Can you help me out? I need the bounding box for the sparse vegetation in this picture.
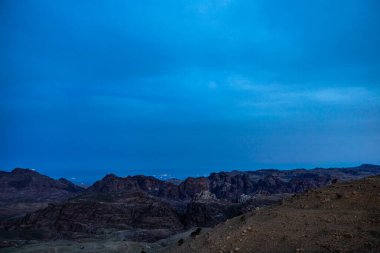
[190,227,202,237]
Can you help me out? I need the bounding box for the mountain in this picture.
[87,174,182,200]
[1,164,380,248]
[205,164,380,201]
[0,168,84,220]
[164,174,380,253]
[0,168,83,203]
[85,164,380,203]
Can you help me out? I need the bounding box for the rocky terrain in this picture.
[6,191,183,242]
[0,164,380,252]
[76,164,380,203]
[0,168,84,220]
[164,174,380,253]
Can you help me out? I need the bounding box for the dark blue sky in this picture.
[1,0,380,183]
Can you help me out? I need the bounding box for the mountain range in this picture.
[1,164,380,250]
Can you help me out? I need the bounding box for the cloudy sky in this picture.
[1,0,379,183]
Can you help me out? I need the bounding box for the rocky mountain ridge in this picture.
[1,164,380,246]
[85,164,380,202]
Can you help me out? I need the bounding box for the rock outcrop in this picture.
[184,200,242,227]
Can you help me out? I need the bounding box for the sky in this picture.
[1,0,380,183]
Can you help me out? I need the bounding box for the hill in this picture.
[0,168,84,220]
[1,164,380,251]
[164,175,380,253]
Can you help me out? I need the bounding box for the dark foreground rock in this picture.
[4,191,183,242]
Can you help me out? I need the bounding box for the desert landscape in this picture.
[2,0,379,252]
[1,164,380,252]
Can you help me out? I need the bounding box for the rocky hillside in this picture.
[164,175,380,253]
[1,164,379,247]
[0,169,84,220]
[87,174,182,199]
[5,191,183,243]
[203,164,380,201]
[0,168,83,203]
[87,164,380,202]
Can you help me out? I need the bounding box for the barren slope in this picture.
[164,175,380,253]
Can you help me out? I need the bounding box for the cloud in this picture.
[1,0,380,180]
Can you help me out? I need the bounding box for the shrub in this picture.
[178,238,184,245]
[190,227,202,237]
